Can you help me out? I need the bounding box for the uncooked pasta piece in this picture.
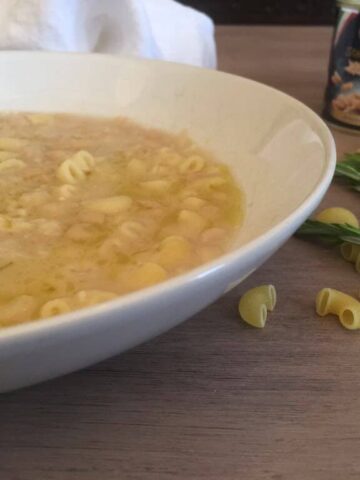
[238,285,277,328]
[316,288,360,330]
[315,207,359,228]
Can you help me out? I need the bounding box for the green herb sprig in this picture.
[296,220,360,246]
[335,153,360,192]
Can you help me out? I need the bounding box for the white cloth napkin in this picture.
[0,0,216,68]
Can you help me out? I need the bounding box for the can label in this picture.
[324,5,360,130]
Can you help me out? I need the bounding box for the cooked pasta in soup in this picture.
[0,113,244,327]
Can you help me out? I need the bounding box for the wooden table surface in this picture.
[1,27,360,480]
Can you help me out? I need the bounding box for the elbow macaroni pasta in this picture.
[182,196,207,210]
[124,262,167,291]
[340,243,360,273]
[316,288,360,330]
[40,298,72,318]
[315,207,359,228]
[238,285,277,328]
[178,209,208,236]
[57,150,95,184]
[340,243,360,262]
[157,236,193,270]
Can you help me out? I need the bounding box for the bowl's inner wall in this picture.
[0,54,327,247]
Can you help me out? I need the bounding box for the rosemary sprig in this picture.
[335,153,360,191]
[296,220,360,246]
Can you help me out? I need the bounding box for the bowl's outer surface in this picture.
[0,52,336,392]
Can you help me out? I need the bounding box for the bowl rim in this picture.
[0,51,336,344]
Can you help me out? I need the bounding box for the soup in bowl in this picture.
[0,52,335,392]
[0,112,243,325]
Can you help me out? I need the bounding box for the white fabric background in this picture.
[0,0,216,68]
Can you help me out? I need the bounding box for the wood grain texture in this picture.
[1,27,360,480]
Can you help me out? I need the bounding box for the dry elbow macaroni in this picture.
[238,284,277,328]
[316,288,360,330]
[341,243,360,262]
[341,243,360,273]
[315,207,359,227]
[315,208,359,273]
[0,112,243,327]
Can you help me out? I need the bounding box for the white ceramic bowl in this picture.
[0,52,335,392]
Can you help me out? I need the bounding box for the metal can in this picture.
[323,0,360,132]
